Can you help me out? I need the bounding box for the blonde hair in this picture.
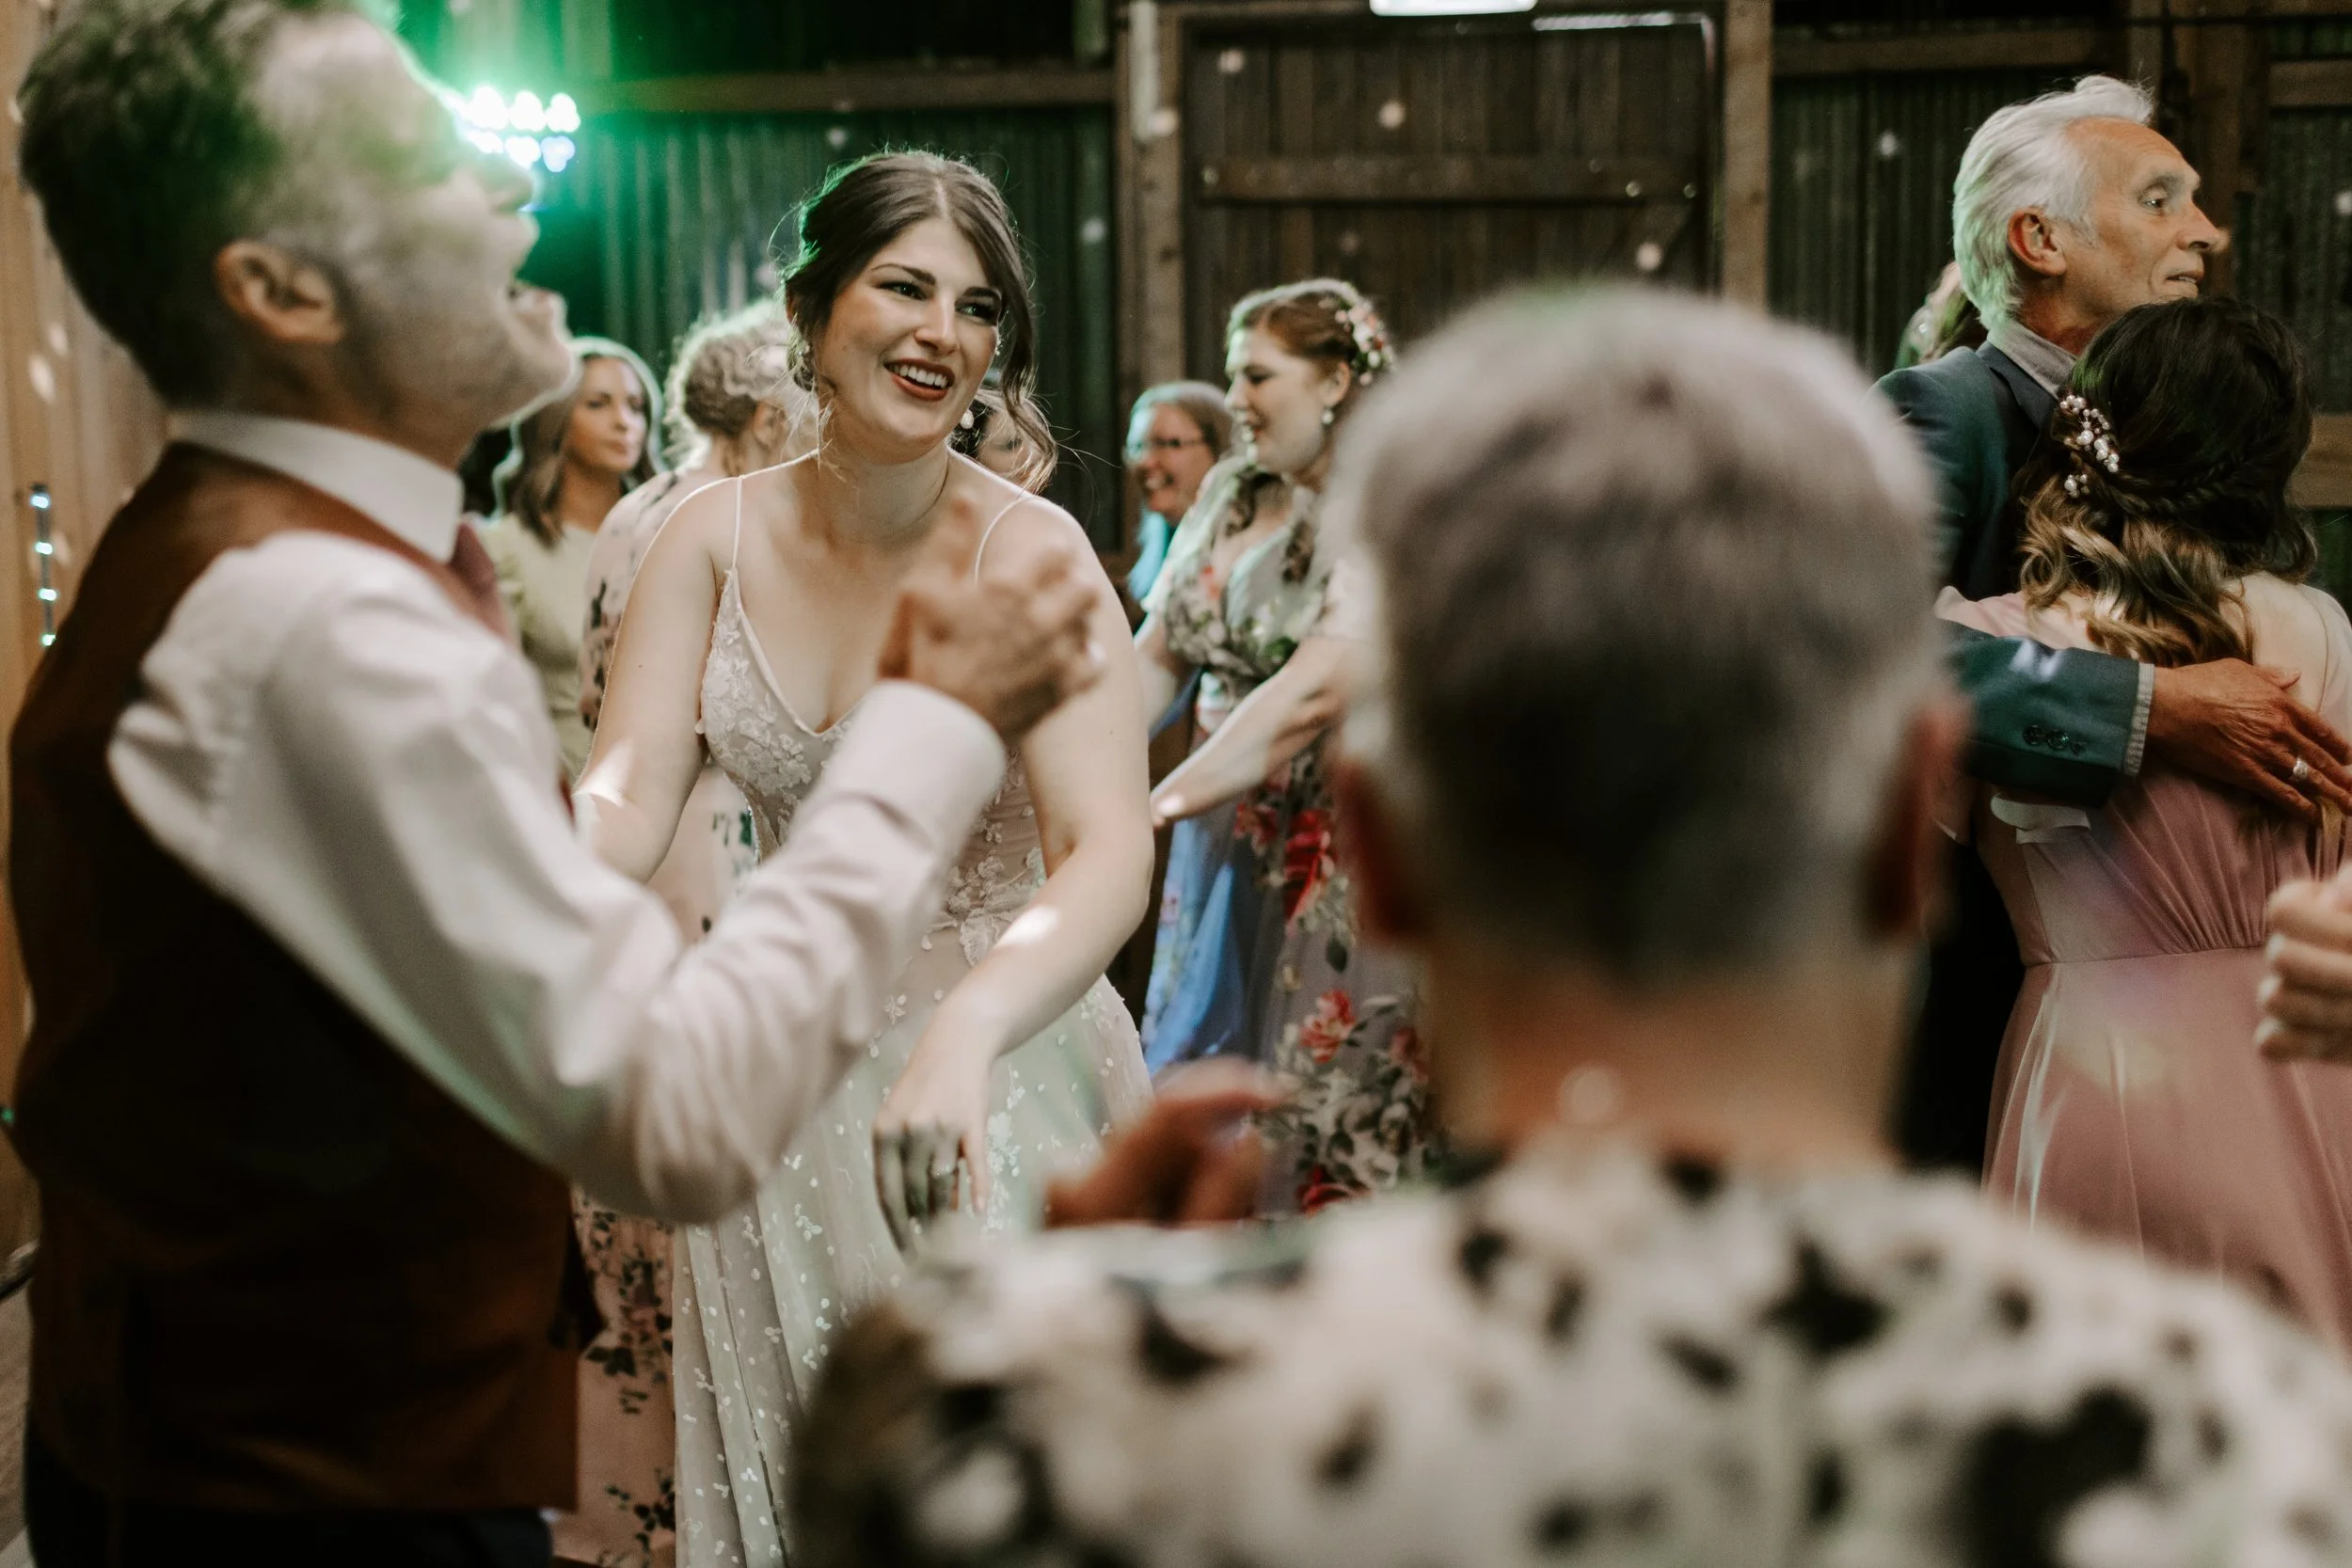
[663,302,806,468]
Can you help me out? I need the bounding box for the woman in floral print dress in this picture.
[1135,279,1436,1209]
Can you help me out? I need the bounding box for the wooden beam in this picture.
[1133,0,1187,389]
[1721,0,1770,308]
[1195,153,1692,205]
[576,66,1116,116]
[2272,58,2352,109]
[2296,416,2352,508]
[1772,26,2106,78]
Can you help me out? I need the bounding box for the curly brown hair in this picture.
[2016,296,2316,667]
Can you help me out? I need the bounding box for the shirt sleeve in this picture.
[109,542,1005,1222]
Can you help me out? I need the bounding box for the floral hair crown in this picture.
[2057,392,2122,498]
[1330,292,1394,383]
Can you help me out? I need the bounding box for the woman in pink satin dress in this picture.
[1941,295,2352,1346]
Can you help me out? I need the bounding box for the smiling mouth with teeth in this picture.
[891,362,952,391]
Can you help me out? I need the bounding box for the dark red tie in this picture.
[447,517,514,641]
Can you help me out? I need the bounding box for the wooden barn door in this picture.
[1148,5,1722,381]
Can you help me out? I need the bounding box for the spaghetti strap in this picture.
[729,476,747,571]
[972,493,1026,581]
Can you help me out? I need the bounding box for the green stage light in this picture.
[467,84,508,130]
[451,85,584,173]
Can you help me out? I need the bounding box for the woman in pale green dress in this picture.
[482,336,660,780]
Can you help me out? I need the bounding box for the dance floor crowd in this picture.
[20,3,2352,1565]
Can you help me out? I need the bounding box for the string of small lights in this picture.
[30,484,55,649]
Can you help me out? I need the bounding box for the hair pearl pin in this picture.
[2057,392,2123,486]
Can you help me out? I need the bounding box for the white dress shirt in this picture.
[109,413,1007,1222]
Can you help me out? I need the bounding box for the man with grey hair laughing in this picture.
[792,290,2352,1568]
[8,2,1099,1562]
[1879,74,2352,1178]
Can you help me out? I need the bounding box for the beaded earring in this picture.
[1320,405,1336,428]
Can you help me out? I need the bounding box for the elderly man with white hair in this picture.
[1879,75,2352,1177]
[790,288,2352,1568]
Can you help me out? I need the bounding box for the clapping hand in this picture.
[2260,868,2352,1062]
[880,512,1102,743]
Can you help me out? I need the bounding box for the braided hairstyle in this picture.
[2017,296,2316,666]
[1221,277,1394,581]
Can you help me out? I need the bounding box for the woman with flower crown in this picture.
[1939,294,2352,1348]
[1134,278,1437,1211]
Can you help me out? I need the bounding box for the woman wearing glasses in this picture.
[1123,382,1232,606]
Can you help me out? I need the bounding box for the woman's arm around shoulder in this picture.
[575,478,737,881]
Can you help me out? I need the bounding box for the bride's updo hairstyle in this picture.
[2017,295,2316,666]
[781,150,1055,489]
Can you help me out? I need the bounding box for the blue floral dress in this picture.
[1139,457,1435,1209]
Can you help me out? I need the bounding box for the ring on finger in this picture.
[2296,756,2314,784]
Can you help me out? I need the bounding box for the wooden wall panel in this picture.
[0,0,168,1275]
[1179,11,1715,380]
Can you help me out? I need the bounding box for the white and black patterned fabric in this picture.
[796,1135,2352,1568]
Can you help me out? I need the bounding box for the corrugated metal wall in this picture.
[1769,69,2073,374]
[541,109,1121,544]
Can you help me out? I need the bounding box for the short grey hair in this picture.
[1953,74,2154,330]
[17,0,383,403]
[1327,290,1942,982]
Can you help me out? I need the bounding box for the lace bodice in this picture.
[699,567,1045,964]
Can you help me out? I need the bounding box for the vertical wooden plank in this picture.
[1133,1,1187,388]
[2126,0,2168,101]
[1721,0,1773,306]
[1275,39,1316,277]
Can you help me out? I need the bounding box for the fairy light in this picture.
[29,483,56,647]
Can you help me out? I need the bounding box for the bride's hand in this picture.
[872,1034,995,1252]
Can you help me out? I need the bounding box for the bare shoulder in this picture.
[635,468,747,583]
[2241,575,2346,699]
[961,472,1099,586]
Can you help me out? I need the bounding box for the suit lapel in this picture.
[1953,344,2061,596]
[1979,344,2058,441]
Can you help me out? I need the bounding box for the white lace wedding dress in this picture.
[675,482,1151,1567]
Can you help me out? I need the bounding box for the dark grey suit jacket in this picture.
[1878,343,2142,803]
[1874,342,2148,1173]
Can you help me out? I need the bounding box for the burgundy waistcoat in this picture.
[8,444,590,1512]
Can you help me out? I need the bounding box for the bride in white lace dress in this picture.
[576,153,1152,1567]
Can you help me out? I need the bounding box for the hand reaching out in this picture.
[879,524,1101,743]
[2149,659,2352,820]
[1045,1062,1282,1229]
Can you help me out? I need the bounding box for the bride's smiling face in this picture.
[810,215,1002,461]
